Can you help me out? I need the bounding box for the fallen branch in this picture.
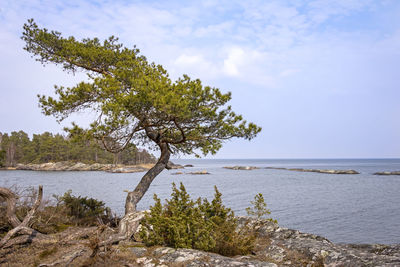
[0,185,43,248]
[0,187,21,228]
[38,248,86,267]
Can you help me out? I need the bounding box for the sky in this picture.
[0,0,399,159]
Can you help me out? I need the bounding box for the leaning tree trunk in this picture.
[125,142,170,214]
[101,142,170,245]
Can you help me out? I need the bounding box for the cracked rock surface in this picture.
[126,218,399,266]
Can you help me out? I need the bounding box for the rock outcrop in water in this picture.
[167,161,184,169]
[266,167,359,174]
[224,166,259,170]
[188,170,210,175]
[374,171,400,176]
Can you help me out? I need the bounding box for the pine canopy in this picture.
[22,19,261,157]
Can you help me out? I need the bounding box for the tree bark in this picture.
[0,187,21,228]
[124,142,170,214]
[98,142,170,246]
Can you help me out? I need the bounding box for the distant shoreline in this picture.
[3,161,400,175]
[0,162,154,173]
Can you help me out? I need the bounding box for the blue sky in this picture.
[0,0,399,158]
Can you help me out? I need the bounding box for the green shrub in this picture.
[246,193,277,223]
[33,190,115,232]
[55,190,108,225]
[140,183,255,256]
[0,187,116,235]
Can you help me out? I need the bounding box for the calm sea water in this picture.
[1,158,399,244]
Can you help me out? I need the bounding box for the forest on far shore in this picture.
[0,131,156,167]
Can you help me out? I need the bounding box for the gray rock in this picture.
[224,166,259,170]
[107,166,148,173]
[66,162,90,171]
[128,216,400,266]
[150,247,277,267]
[129,246,148,257]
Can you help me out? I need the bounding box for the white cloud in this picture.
[223,47,244,76]
[172,52,220,80]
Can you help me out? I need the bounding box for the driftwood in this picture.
[99,211,145,246]
[0,187,21,228]
[38,248,87,267]
[0,185,43,248]
[0,184,143,266]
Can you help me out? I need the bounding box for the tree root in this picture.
[0,185,43,248]
[99,211,145,247]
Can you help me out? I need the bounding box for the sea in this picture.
[1,158,399,244]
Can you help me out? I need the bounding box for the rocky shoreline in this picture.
[2,215,398,266]
[0,161,187,173]
[125,217,400,266]
[1,162,153,173]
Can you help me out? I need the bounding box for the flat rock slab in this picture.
[131,247,277,267]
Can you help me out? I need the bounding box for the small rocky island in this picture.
[265,167,359,174]
[374,171,400,175]
[224,166,259,170]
